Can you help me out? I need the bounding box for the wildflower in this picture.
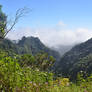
[84,90,88,92]
[39,83,41,86]
[33,83,36,86]
[45,82,48,85]
[30,81,32,84]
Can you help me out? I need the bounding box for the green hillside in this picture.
[55,38,92,80]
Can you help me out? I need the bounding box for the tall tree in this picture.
[0,5,7,39]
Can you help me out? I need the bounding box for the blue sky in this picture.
[1,0,92,46]
[1,0,92,29]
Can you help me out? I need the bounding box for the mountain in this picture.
[55,38,92,80]
[17,36,60,61]
[0,36,60,61]
[0,39,18,53]
[51,45,73,56]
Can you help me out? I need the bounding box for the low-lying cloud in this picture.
[6,26,92,47]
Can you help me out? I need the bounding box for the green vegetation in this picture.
[0,37,60,61]
[1,5,92,92]
[0,5,7,38]
[0,50,92,92]
[55,38,92,80]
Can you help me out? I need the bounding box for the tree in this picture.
[18,52,55,71]
[34,53,55,71]
[0,5,7,39]
[0,5,29,39]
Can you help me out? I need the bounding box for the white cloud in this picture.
[6,26,92,47]
[6,27,37,40]
[57,21,66,26]
[34,28,92,47]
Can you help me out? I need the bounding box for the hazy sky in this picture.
[1,0,92,47]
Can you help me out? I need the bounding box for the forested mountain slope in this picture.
[0,36,60,61]
[55,38,92,79]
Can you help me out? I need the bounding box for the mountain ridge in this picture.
[0,36,60,61]
[55,38,92,79]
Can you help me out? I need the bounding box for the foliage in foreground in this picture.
[0,51,92,92]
